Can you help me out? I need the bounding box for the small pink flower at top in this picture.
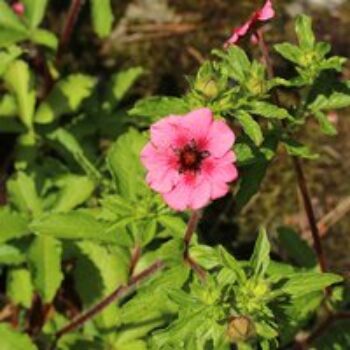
[224,0,275,47]
[11,2,25,16]
[141,108,238,211]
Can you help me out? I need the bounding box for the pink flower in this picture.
[11,2,25,16]
[141,108,238,211]
[224,0,275,47]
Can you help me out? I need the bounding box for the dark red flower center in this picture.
[176,140,209,173]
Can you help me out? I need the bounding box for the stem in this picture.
[256,29,327,273]
[183,210,206,281]
[56,0,85,64]
[50,260,164,349]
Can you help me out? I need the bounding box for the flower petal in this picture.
[150,115,189,149]
[146,167,179,193]
[210,181,230,200]
[188,177,211,209]
[256,0,275,21]
[202,154,238,183]
[180,108,213,146]
[162,176,193,211]
[205,120,235,157]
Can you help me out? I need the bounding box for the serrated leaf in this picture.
[282,272,342,298]
[6,171,42,217]
[0,45,22,76]
[129,96,189,122]
[53,175,95,212]
[249,101,293,120]
[31,28,58,50]
[35,74,96,124]
[282,138,319,159]
[235,110,263,146]
[274,43,303,65]
[7,266,33,307]
[107,128,148,199]
[28,236,63,302]
[235,161,268,209]
[74,241,129,329]
[213,46,250,82]
[0,244,25,265]
[106,67,143,109]
[30,211,117,242]
[0,323,37,350]
[250,228,270,278]
[309,92,350,111]
[218,246,245,282]
[190,244,220,270]
[295,15,315,49]
[90,0,114,38]
[48,128,101,182]
[313,111,337,136]
[0,1,27,33]
[0,207,29,243]
[157,215,187,238]
[0,94,18,117]
[4,60,36,129]
[22,0,48,28]
[277,226,317,268]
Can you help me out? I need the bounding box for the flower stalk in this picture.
[256,29,328,273]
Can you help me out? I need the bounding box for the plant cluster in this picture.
[0,1,350,350]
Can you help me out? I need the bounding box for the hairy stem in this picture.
[50,260,164,349]
[183,210,206,281]
[256,29,327,273]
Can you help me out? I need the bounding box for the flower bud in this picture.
[227,315,255,342]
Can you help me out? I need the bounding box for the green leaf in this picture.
[30,211,117,242]
[0,94,18,117]
[31,28,58,50]
[274,43,303,65]
[218,246,246,282]
[35,74,96,124]
[22,0,48,28]
[235,161,268,209]
[157,215,187,238]
[4,60,36,129]
[7,267,33,307]
[129,96,189,122]
[107,129,148,200]
[282,272,343,298]
[213,46,250,82]
[90,0,114,38]
[282,138,319,159]
[53,175,95,212]
[106,67,143,109]
[0,1,27,33]
[74,241,129,329]
[190,244,220,270]
[309,92,350,111]
[313,111,337,136]
[0,244,25,265]
[0,45,22,76]
[249,101,293,120]
[0,207,29,243]
[48,128,101,182]
[295,15,315,49]
[28,236,63,302]
[7,172,42,217]
[277,226,317,268]
[250,228,270,278]
[235,110,263,146]
[0,323,37,350]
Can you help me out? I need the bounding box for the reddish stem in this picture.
[50,260,164,349]
[56,0,85,64]
[183,210,206,282]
